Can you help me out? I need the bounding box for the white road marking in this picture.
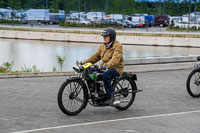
[125,130,137,132]
[10,110,200,133]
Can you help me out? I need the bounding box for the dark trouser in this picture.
[88,68,120,99]
[102,69,120,99]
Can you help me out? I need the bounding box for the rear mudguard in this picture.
[120,72,142,93]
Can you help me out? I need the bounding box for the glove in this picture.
[100,65,107,70]
[78,60,84,65]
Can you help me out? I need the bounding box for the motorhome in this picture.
[70,12,86,20]
[127,15,145,27]
[105,14,124,21]
[86,12,105,23]
[0,8,11,20]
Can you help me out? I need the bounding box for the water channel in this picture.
[0,38,199,72]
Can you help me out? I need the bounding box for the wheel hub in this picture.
[69,93,74,100]
[122,88,129,97]
[195,80,200,86]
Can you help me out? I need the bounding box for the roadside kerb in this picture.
[0,71,75,79]
[0,55,199,78]
[124,55,198,65]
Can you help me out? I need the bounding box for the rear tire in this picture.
[57,79,88,115]
[113,77,136,110]
[186,70,200,98]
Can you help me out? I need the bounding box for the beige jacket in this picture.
[84,40,124,75]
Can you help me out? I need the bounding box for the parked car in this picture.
[174,21,200,29]
[78,19,91,25]
[154,15,169,27]
[100,19,123,26]
[49,14,60,24]
[123,20,137,28]
[66,18,91,25]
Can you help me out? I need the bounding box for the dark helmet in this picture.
[101,27,116,42]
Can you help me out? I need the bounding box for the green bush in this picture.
[0,61,14,73]
[21,64,32,72]
[0,67,7,73]
[0,19,24,24]
[167,27,200,32]
[56,55,65,72]
[59,21,123,29]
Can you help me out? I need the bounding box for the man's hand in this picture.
[79,61,84,65]
[77,60,85,65]
[100,65,107,70]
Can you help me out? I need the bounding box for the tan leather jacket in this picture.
[84,40,124,75]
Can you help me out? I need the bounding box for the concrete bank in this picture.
[0,55,199,78]
[0,27,200,47]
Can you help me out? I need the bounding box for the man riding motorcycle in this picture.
[83,27,124,105]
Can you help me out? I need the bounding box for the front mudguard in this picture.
[193,64,200,70]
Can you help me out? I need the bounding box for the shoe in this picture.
[104,98,114,105]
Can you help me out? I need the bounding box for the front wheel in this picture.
[113,77,136,110]
[186,69,200,98]
[57,79,88,115]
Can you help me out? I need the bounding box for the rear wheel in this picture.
[186,70,200,98]
[113,77,136,110]
[57,79,88,115]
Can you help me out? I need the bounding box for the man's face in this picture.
[103,36,110,44]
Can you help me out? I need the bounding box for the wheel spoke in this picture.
[73,96,84,103]
[58,80,86,115]
[113,77,136,110]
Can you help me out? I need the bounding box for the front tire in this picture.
[186,69,200,98]
[113,77,136,110]
[57,79,88,115]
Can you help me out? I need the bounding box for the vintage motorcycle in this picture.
[57,62,142,115]
[186,56,200,98]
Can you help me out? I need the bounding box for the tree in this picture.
[50,0,59,13]
[0,0,8,8]
[0,0,200,16]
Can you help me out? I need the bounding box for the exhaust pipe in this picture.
[112,100,131,106]
[113,100,120,105]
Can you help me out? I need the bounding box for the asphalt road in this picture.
[1,69,200,133]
